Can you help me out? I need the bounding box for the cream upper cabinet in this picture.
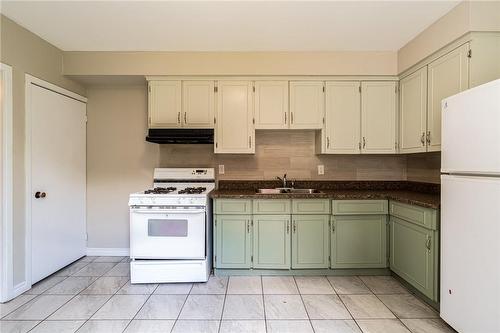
[427,44,469,152]
[361,81,398,154]
[323,81,361,154]
[469,33,500,88]
[400,68,427,153]
[254,81,289,129]
[289,81,324,129]
[182,81,215,128]
[148,80,182,128]
[215,81,255,154]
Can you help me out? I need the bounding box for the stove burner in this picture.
[144,187,177,194]
[178,187,207,194]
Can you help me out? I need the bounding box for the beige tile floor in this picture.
[0,256,457,333]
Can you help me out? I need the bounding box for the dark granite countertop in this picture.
[209,181,440,209]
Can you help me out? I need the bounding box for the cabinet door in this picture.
[289,81,324,129]
[253,215,291,269]
[215,81,254,154]
[399,68,427,153]
[182,81,215,128]
[361,81,397,154]
[215,215,252,269]
[390,216,435,300]
[291,215,330,269]
[323,82,361,154]
[254,81,289,129]
[148,81,181,128]
[427,44,469,152]
[331,215,387,269]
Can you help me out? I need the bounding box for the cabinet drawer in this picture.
[292,199,331,214]
[253,199,291,214]
[332,200,388,215]
[389,201,438,230]
[215,199,252,214]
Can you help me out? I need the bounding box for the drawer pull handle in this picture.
[286,220,290,234]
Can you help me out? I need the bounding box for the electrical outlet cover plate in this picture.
[218,164,225,174]
[318,165,324,175]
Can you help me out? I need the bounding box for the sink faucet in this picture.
[276,174,288,188]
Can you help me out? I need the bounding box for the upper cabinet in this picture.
[427,44,469,152]
[148,81,182,128]
[400,44,470,153]
[182,81,215,128]
[400,68,428,153]
[215,81,255,154]
[254,81,289,129]
[318,80,397,155]
[322,81,361,154]
[289,81,324,129]
[148,80,214,129]
[361,81,398,154]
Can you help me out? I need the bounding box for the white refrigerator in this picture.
[440,79,500,333]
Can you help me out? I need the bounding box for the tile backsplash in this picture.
[406,152,441,184]
[160,130,409,181]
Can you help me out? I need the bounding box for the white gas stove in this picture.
[129,168,215,284]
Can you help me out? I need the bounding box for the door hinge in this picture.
[253,86,255,93]
[467,49,472,58]
[328,255,331,263]
[214,117,216,124]
[252,118,255,125]
[251,255,253,262]
[214,86,218,93]
[322,117,325,124]
[148,85,151,93]
[214,219,217,227]
[358,85,361,93]
[215,142,218,148]
[322,86,325,93]
[214,255,217,263]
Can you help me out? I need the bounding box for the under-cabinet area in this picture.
[213,198,439,303]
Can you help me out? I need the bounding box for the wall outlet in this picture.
[218,164,225,175]
[318,165,324,175]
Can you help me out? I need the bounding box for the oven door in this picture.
[130,207,206,259]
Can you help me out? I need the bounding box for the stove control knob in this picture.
[190,198,195,204]
[139,199,144,205]
[151,198,156,204]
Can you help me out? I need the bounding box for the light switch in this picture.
[218,164,225,175]
[318,165,324,175]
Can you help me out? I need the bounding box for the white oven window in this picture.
[148,219,188,237]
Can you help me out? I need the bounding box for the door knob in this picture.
[35,192,47,199]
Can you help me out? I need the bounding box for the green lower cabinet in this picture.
[215,215,252,269]
[331,215,388,269]
[253,215,291,269]
[390,216,437,301]
[292,215,330,269]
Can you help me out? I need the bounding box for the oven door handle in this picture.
[131,209,206,214]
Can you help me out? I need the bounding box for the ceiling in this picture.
[1,1,460,52]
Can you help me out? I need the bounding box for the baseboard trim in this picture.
[86,248,130,256]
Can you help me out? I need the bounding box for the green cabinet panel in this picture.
[389,201,438,230]
[292,215,330,269]
[253,215,291,269]
[215,215,252,268]
[332,200,388,215]
[331,215,388,268]
[253,199,291,214]
[292,199,331,214]
[390,216,437,300]
[215,199,252,215]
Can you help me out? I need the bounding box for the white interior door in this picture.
[30,84,87,283]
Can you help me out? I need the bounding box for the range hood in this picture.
[146,129,214,144]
